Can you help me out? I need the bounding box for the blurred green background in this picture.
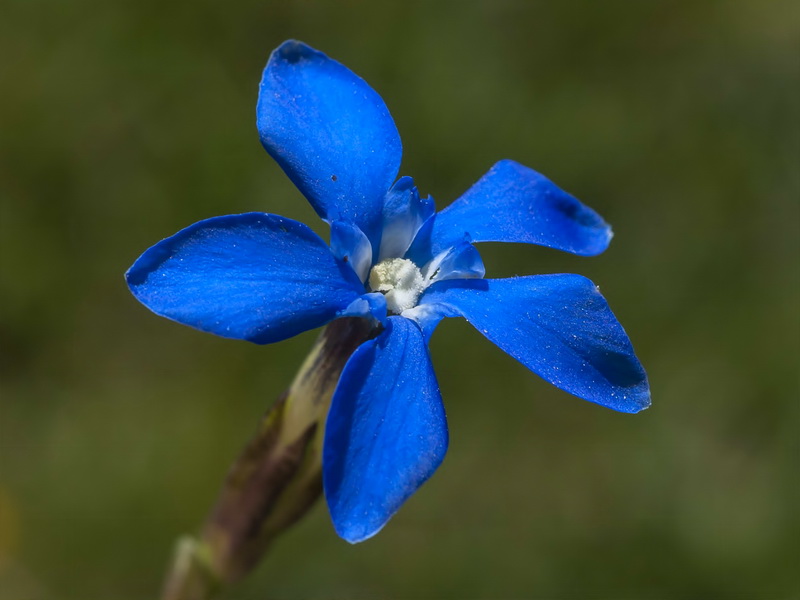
[1,0,798,598]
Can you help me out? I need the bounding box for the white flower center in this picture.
[368,258,425,314]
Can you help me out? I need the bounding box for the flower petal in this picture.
[257,40,402,246]
[323,316,448,543]
[400,303,451,342]
[379,177,435,261]
[330,220,373,283]
[126,213,366,344]
[339,292,387,326]
[422,240,485,284]
[420,275,650,413]
[415,160,613,260]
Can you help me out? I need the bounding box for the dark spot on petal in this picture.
[554,194,604,228]
[331,174,338,181]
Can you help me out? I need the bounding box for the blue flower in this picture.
[126,40,650,544]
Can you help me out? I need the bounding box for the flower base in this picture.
[161,317,379,600]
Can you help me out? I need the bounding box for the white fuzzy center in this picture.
[368,258,425,314]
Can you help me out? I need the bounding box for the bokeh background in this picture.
[1,1,798,598]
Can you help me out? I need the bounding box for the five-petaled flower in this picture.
[126,40,650,544]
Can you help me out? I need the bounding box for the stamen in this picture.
[368,258,425,314]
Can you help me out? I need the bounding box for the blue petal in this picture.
[415,160,613,261]
[420,275,650,413]
[399,303,452,342]
[257,40,402,246]
[421,240,485,284]
[379,177,435,261]
[330,221,373,283]
[126,213,366,344]
[339,292,387,326]
[324,316,448,543]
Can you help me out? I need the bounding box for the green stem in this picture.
[161,317,379,600]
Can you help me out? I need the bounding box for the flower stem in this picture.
[161,317,379,600]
